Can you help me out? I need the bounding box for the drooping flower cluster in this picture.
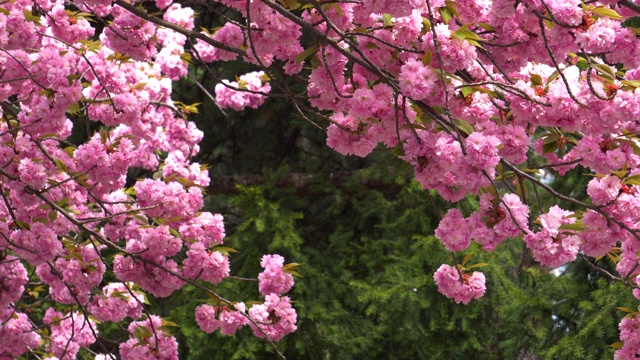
[215,71,272,111]
[43,308,98,360]
[194,254,297,342]
[258,254,295,296]
[616,314,640,359]
[436,193,530,253]
[433,264,486,305]
[0,256,28,308]
[0,307,41,358]
[248,294,298,342]
[195,303,249,336]
[119,315,179,360]
[523,206,581,268]
[88,282,146,322]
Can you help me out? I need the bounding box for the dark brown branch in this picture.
[620,0,640,15]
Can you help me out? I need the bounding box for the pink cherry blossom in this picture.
[433,264,486,304]
[258,254,295,296]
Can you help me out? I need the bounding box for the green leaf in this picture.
[331,3,343,15]
[593,63,616,81]
[365,42,380,50]
[622,16,640,29]
[295,45,318,65]
[545,70,566,87]
[624,174,640,184]
[471,86,496,97]
[615,307,636,313]
[542,140,558,154]
[461,253,474,267]
[444,0,460,16]
[382,13,394,28]
[391,143,405,157]
[575,57,589,72]
[440,7,453,24]
[161,319,180,328]
[461,86,473,97]
[422,49,432,66]
[74,174,90,188]
[169,227,180,237]
[67,102,80,114]
[54,158,68,173]
[622,80,640,88]
[496,171,515,182]
[212,246,238,256]
[15,220,31,230]
[453,29,481,42]
[132,325,153,340]
[285,270,302,277]
[283,263,302,276]
[422,17,431,32]
[516,180,525,199]
[558,223,584,231]
[477,23,494,32]
[282,0,297,9]
[466,263,490,269]
[454,119,474,135]
[592,7,623,20]
[529,73,543,86]
[23,10,42,25]
[609,342,624,350]
[99,128,109,145]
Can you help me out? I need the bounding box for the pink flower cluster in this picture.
[119,315,178,360]
[579,210,623,258]
[435,208,472,252]
[248,294,298,342]
[102,6,157,61]
[195,294,298,342]
[135,179,203,219]
[0,256,28,308]
[214,71,271,111]
[113,255,185,298]
[616,314,640,360]
[182,242,230,284]
[258,254,295,296]
[0,307,41,358]
[43,308,97,360]
[469,193,530,252]
[36,244,106,305]
[89,282,145,322]
[195,255,297,341]
[436,193,530,253]
[195,303,249,335]
[524,206,581,269]
[194,23,244,62]
[433,264,486,305]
